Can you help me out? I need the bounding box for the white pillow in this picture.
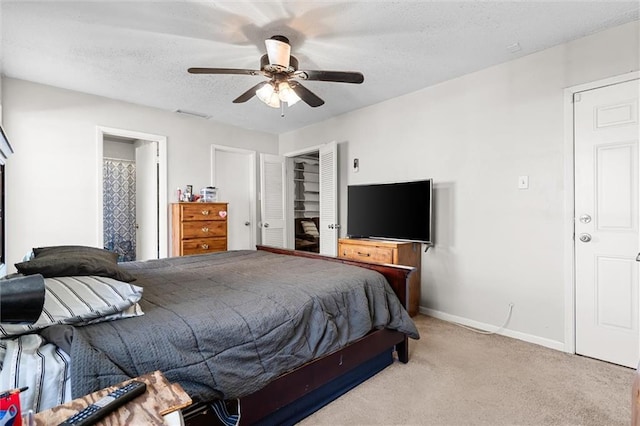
[301,220,320,237]
[0,275,143,337]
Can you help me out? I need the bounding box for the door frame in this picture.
[562,70,640,354]
[210,144,257,250]
[283,144,325,249]
[96,126,168,258]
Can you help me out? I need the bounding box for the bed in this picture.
[1,245,419,425]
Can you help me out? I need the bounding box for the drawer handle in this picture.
[201,244,209,249]
[201,210,210,215]
[356,251,370,257]
[202,227,209,233]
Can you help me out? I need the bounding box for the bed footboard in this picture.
[239,328,405,425]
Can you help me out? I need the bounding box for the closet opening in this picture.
[292,151,320,252]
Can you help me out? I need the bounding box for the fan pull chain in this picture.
[281,101,285,118]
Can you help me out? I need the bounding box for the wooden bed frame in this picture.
[183,245,416,425]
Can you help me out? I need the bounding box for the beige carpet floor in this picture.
[298,315,634,426]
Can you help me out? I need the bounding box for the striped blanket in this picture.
[0,334,71,412]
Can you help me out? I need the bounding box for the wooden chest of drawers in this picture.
[171,203,228,256]
[338,238,421,316]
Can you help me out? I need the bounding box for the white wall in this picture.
[3,78,278,270]
[279,21,640,347]
[103,138,135,161]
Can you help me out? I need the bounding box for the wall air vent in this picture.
[174,109,211,119]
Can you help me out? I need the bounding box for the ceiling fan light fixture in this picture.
[278,81,301,106]
[265,36,291,70]
[256,82,280,108]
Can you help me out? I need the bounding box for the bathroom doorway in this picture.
[97,127,168,261]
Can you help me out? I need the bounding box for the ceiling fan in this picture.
[188,35,364,109]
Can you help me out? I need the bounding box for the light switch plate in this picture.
[518,175,529,189]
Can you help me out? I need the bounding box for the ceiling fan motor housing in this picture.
[261,54,298,74]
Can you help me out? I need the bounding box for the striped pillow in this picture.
[0,276,143,337]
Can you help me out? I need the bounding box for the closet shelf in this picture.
[294,152,321,219]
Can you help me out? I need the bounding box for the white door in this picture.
[135,140,159,261]
[574,79,639,368]
[319,142,338,256]
[260,153,287,248]
[212,147,255,250]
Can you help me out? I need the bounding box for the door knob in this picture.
[579,233,592,243]
[264,223,269,228]
[328,224,334,229]
[579,214,592,224]
[636,253,640,262]
[244,221,250,226]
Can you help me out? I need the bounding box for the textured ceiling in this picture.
[1,1,638,135]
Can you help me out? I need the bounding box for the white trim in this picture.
[562,71,640,355]
[282,144,325,159]
[421,307,565,352]
[96,126,168,258]
[210,144,257,250]
[282,142,337,249]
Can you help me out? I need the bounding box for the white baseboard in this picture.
[420,307,566,352]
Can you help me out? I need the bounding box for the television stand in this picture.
[338,238,421,316]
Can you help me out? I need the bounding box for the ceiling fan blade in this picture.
[294,70,364,84]
[233,81,269,103]
[291,83,325,108]
[188,67,261,76]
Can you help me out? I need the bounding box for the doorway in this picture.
[281,142,338,256]
[291,151,320,253]
[96,126,168,261]
[570,76,639,367]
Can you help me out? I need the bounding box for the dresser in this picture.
[171,202,228,256]
[338,238,421,316]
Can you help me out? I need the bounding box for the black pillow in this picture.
[32,245,118,262]
[16,246,135,282]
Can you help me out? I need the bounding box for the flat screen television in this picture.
[347,179,433,245]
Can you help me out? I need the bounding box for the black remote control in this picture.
[58,380,147,426]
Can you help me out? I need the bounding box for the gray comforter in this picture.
[69,250,419,402]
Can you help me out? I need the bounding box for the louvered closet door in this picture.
[319,141,338,256]
[260,153,287,248]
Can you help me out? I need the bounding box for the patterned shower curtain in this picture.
[103,159,136,262]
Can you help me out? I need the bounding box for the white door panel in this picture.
[135,140,158,261]
[574,79,639,367]
[319,142,338,256]
[212,148,254,250]
[260,154,287,247]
